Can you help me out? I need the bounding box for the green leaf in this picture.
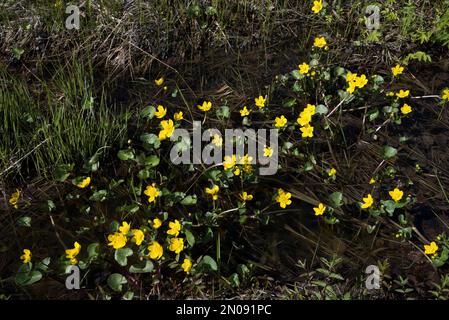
[184,229,195,247]
[187,4,201,17]
[140,133,161,149]
[87,243,100,260]
[36,257,51,272]
[54,164,74,182]
[315,104,328,115]
[140,105,156,119]
[433,247,449,268]
[119,204,140,214]
[17,216,31,227]
[12,47,25,59]
[335,67,346,77]
[15,264,42,286]
[89,190,108,202]
[372,75,384,85]
[107,273,127,292]
[201,255,218,271]
[283,98,297,108]
[180,195,197,206]
[137,169,150,180]
[46,200,56,212]
[291,69,302,80]
[229,273,240,287]
[383,200,397,215]
[368,109,379,121]
[292,82,302,93]
[122,291,134,300]
[84,152,101,172]
[382,146,398,160]
[216,106,230,119]
[329,192,344,208]
[129,260,154,273]
[207,170,221,181]
[118,149,135,161]
[114,248,133,267]
[110,221,120,232]
[205,6,217,16]
[144,155,160,167]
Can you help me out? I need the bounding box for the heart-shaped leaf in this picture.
[114,248,133,267]
[107,273,127,292]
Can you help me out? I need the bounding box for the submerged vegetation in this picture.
[1,0,449,300]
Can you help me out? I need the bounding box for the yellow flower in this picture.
[304,104,316,115]
[396,90,410,99]
[77,177,91,189]
[154,105,167,118]
[297,105,315,126]
[65,242,81,265]
[299,62,310,74]
[346,72,358,83]
[264,146,274,157]
[442,88,449,101]
[144,183,161,203]
[346,73,367,92]
[108,232,127,250]
[275,115,288,128]
[174,111,184,121]
[240,191,253,201]
[241,154,253,173]
[240,106,250,117]
[300,124,314,138]
[205,185,219,201]
[152,218,162,229]
[198,101,212,112]
[369,178,376,185]
[241,154,253,165]
[391,64,404,77]
[424,241,439,255]
[169,238,185,254]
[223,155,237,170]
[297,112,312,126]
[9,189,20,208]
[311,0,323,14]
[313,203,326,216]
[401,103,412,115]
[276,188,292,208]
[328,168,337,176]
[131,229,145,246]
[119,221,131,235]
[212,134,223,147]
[181,258,192,273]
[167,220,181,237]
[361,194,374,209]
[389,188,404,202]
[314,37,327,48]
[155,77,164,86]
[20,249,32,264]
[346,83,356,94]
[234,167,241,176]
[255,96,266,109]
[355,74,368,88]
[148,241,163,260]
[158,119,175,140]
[243,164,253,174]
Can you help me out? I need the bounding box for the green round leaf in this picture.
[107,273,127,292]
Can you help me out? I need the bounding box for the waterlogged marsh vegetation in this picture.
[1,0,449,299]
